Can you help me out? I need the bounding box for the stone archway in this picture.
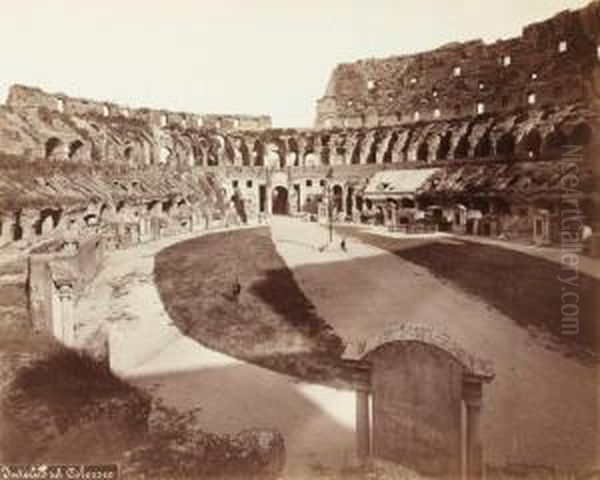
[349,324,494,479]
[332,184,344,213]
[272,186,289,215]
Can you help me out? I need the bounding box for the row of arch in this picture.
[3,192,214,244]
[42,116,594,168]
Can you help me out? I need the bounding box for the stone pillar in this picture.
[0,213,12,245]
[21,209,38,240]
[57,282,75,348]
[463,376,484,480]
[356,386,371,463]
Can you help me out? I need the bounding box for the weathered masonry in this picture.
[315,1,600,128]
[347,324,495,479]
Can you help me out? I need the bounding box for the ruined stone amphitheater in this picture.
[0,2,599,479]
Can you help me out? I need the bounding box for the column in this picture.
[463,376,484,480]
[21,209,39,241]
[356,386,371,464]
[0,214,12,245]
[57,282,75,348]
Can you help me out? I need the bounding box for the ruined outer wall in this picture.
[7,85,272,132]
[315,1,600,128]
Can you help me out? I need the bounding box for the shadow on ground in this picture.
[336,226,599,355]
[154,228,348,385]
[153,225,598,470]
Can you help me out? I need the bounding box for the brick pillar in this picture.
[356,386,371,463]
[463,376,484,480]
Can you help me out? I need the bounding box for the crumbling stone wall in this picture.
[28,234,104,343]
[7,85,272,132]
[315,1,600,128]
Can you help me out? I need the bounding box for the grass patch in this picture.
[155,227,347,384]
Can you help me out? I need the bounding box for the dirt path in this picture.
[74,227,356,479]
[270,216,599,470]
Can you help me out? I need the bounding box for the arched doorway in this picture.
[272,186,289,215]
[346,187,354,216]
[332,184,344,213]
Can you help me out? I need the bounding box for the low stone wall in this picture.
[28,235,105,346]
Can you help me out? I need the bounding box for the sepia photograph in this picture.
[0,1,598,479]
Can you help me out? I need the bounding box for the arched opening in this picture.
[569,123,592,146]
[288,137,300,166]
[83,213,98,227]
[519,129,541,157]
[224,138,236,165]
[159,146,171,165]
[383,132,399,163]
[253,140,265,167]
[278,150,286,169]
[146,201,159,215]
[350,134,364,164]
[496,133,515,156]
[474,133,492,157]
[320,147,331,166]
[356,195,364,211]
[543,129,567,153]
[191,146,201,166]
[401,198,416,208]
[350,144,361,164]
[162,199,174,215]
[436,132,452,160]
[206,149,219,167]
[69,140,84,160]
[366,133,379,164]
[208,135,225,166]
[34,208,62,235]
[346,187,354,216]
[332,184,344,213]
[454,135,470,159]
[12,212,23,241]
[417,141,429,162]
[123,145,134,163]
[240,140,251,167]
[272,186,289,215]
[45,137,63,160]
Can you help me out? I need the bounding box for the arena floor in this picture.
[74,218,599,476]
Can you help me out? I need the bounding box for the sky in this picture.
[0,0,591,128]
